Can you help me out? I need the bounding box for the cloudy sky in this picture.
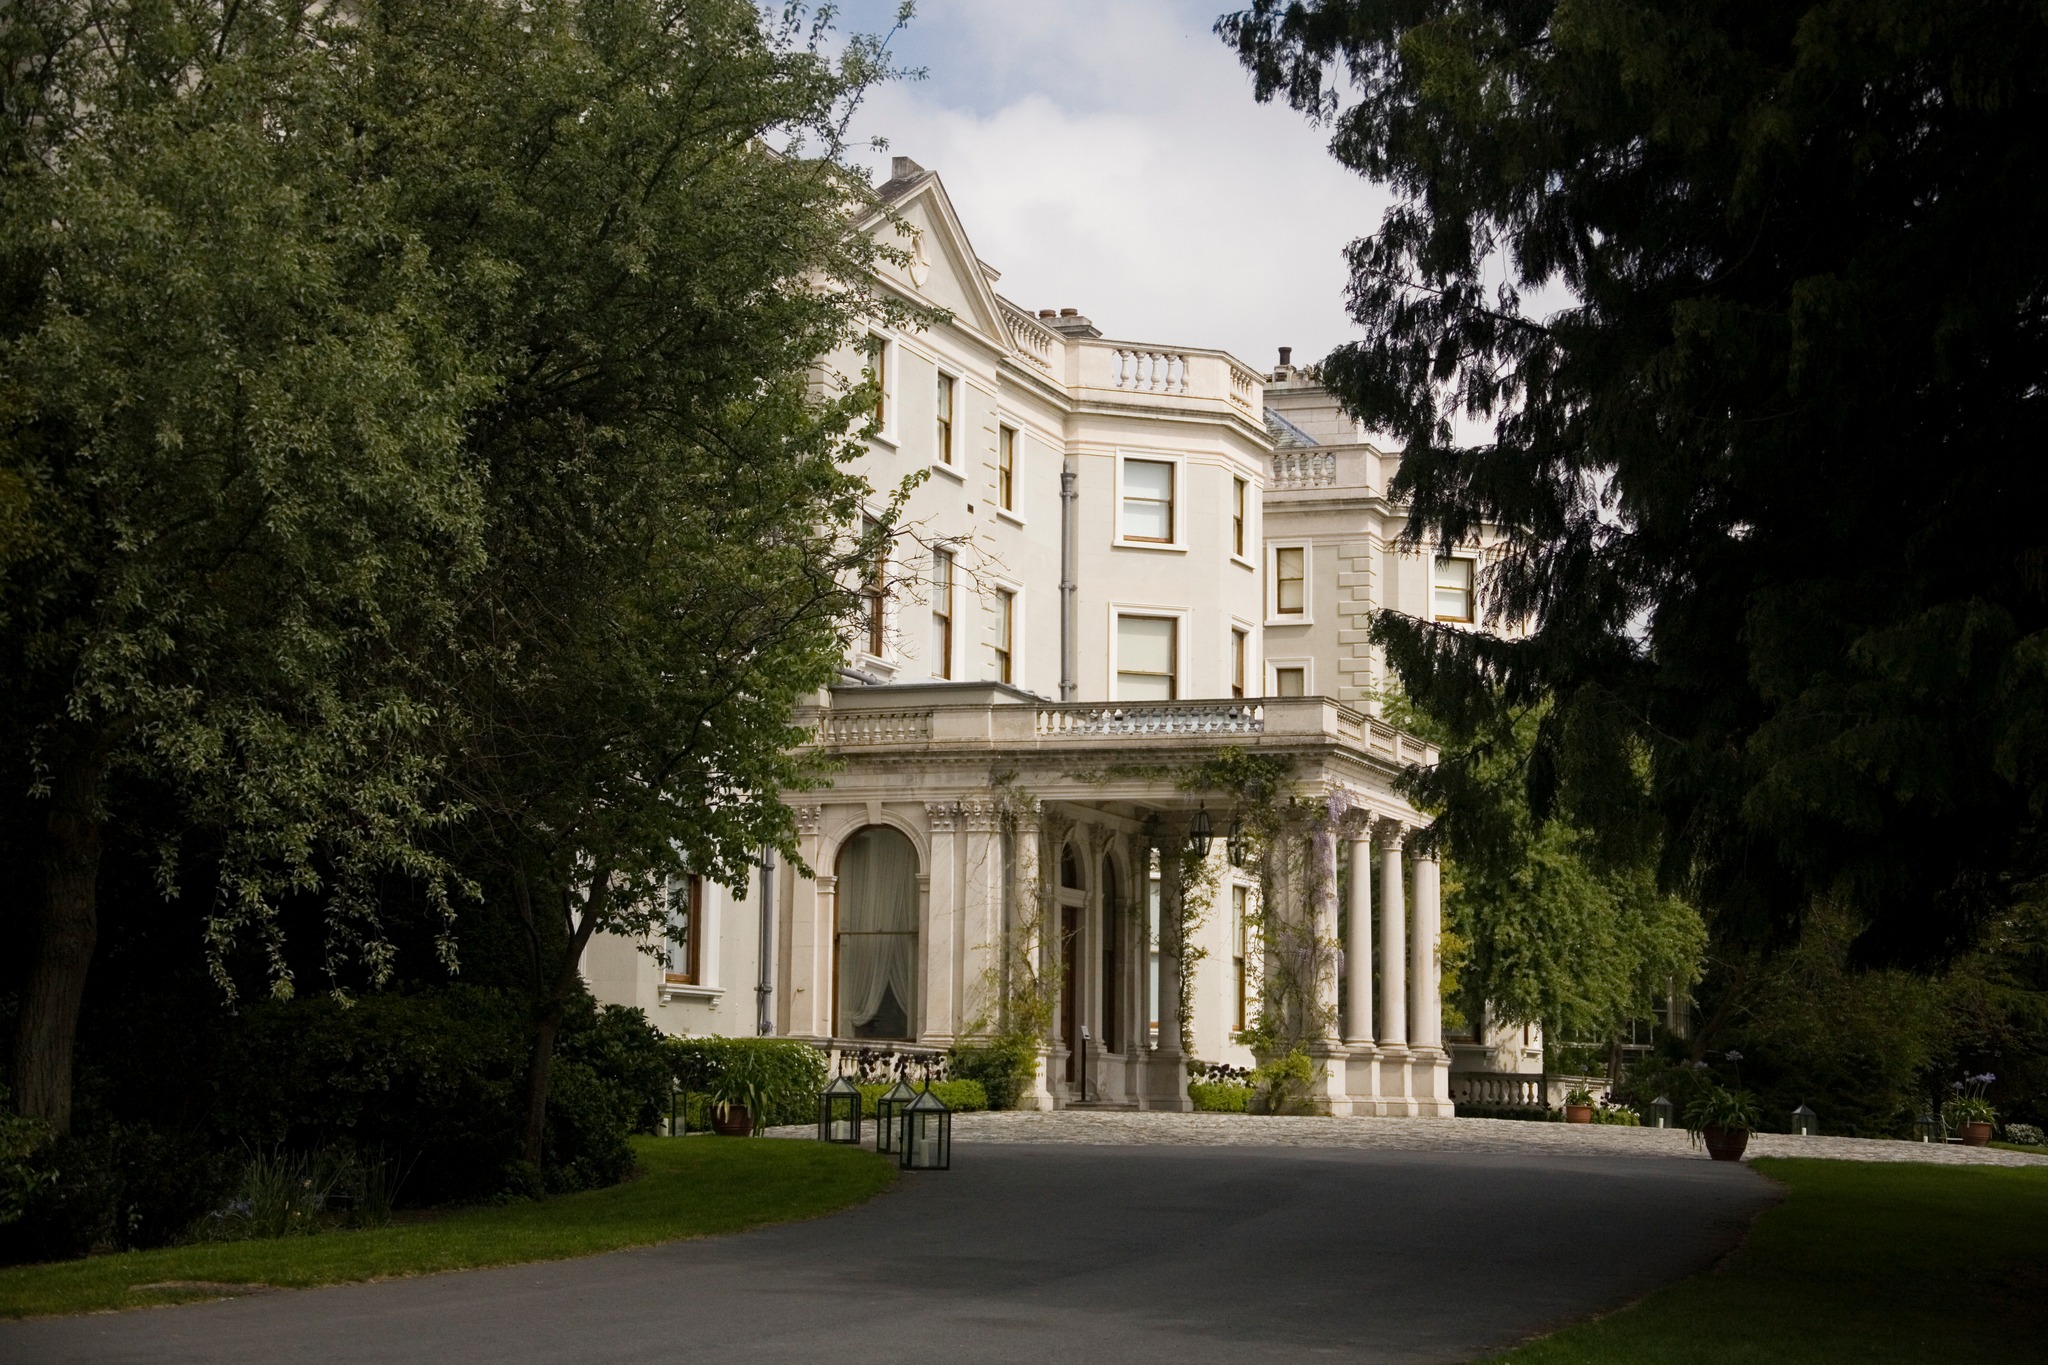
[834,1,1392,372]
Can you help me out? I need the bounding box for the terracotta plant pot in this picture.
[1565,1104,1594,1124]
[711,1103,754,1137]
[1961,1120,1994,1147]
[1702,1124,1750,1162]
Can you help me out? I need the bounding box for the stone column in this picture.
[1311,825,1341,1042]
[785,805,826,1038]
[1014,805,1053,1111]
[1147,830,1192,1111]
[958,801,1003,1046]
[1410,846,1442,1050]
[1344,832,1374,1044]
[921,803,958,1045]
[1377,827,1407,1047]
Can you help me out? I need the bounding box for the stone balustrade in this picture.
[1272,449,1338,488]
[822,709,932,745]
[1451,1072,1547,1109]
[1035,702,1264,737]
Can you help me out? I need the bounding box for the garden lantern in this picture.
[817,1074,862,1145]
[900,1085,953,1171]
[1650,1095,1675,1129]
[1793,1103,1817,1137]
[1226,818,1248,867]
[1188,806,1214,858]
[875,1077,916,1155]
[1916,1109,1942,1144]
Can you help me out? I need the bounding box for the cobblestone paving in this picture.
[788,1108,2048,1167]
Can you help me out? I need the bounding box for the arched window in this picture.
[836,826,920,1041]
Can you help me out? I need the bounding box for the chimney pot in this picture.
[1039,308,1057,318]
[1059,307,1079,317]
[1278,346,1293,366]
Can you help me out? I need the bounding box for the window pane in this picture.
[1436,557,1472,589]
[1277,547,1305,612]
[1117,615,1174,674]
[999,426,1015,507]
[936,374,953,421]
[1276,667,1305,697]
[1122,459,1174,540]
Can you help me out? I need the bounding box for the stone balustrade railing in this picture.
[823,709,932,745]
[1002,304,1057,372]
[1111,347,1191,395]
[1272,450,1338,488]
[1035,702,1264,737]
[1450,1072,1546,1109]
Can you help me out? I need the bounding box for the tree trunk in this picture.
[518,871,610,1172]
[14,742,108,1133]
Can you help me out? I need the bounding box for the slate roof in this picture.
[1263,408,1319,450]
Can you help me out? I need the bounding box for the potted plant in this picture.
[1684,1083,1760,1162]
[1943,1073,1999,1147]
[1943,1095,1997,1147]
[1564,1087,1596,1124]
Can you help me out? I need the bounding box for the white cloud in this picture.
[840,0,1394,371]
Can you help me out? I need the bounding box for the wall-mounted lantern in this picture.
[1188,806,1214,858]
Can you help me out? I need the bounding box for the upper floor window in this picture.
[993,587,1015,685]
[1116,614,1177,701]
[1231,628,1247,699]
[1232,477,1248,557]
[931,548,954,678]
[1434,556,1475,623]
[998,424,1016,510]
[860,516,886,658]
[1275,546,1306,615]
[935,373,955,465]
[866,335,889,431]
[1121,458,1174,543]
[1274,666,1305,697]
[666,874,703,983]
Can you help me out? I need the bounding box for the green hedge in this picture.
[946,1041,1035,1110]
[855,1081,987,1118]
[666,1037,826,1128]
[1189,1081,1253,1113]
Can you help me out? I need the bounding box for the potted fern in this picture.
[1564,1087,1596,1124]
[1684,1082,1760,1162]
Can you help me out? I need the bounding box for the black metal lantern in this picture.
[899,1085,953,1171]
[1226,817,1248,867]
[1916,1109,1942,1144]
[1188,805,1214,858]
[1792,1103,1818,1137]
[1649,1095,1675,1129]
[817,1074,862,1145]
[874,1077,916,1155]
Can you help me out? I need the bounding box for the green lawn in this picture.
[1,1136,893,1320]
[1491,1158,2048,1363]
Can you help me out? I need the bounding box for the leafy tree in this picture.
[1387,696,1704,1057]
[2,1,483,1130]
[1221,2,2048,967]
[344,0,920,1166]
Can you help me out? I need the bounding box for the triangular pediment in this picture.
[862,170,1011,353]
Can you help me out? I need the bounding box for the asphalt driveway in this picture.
[1,1142,1775,1364]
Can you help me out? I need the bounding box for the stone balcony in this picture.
[796,683,1436,779]
[1000,303,1264,427]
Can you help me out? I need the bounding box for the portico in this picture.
[775,682,1454,1116]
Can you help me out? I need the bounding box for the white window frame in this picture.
[1113,451,1187,552]
[1229,474,1256,569]
[929,546,956,681]
[989,578,1024,689]
[1268,542,1312,625]
[865,332,898,449]
[934,369,958,470]
[995,419,1025,526]
[1107,604,1187,702]
[1433,551,1479,625]
[1229,616,1257,700]
[1268,658,1313,698]
[660,870,725,1001]
[854,514,893,672]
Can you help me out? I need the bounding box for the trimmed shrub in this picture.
[1189,1081,1253,1113]
[2005,1122,2044,1146]
[856,1080,987,1118]
[0,1122,234,1264]
[667,1037,827,1129]
[947,1040,1036,1111]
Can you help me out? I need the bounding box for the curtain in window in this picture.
[837,826,919,1039]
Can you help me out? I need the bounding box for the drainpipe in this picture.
[1059,456,1078,700]
[756,845,776,1035]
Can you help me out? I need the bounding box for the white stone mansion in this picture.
[584,159,1535,1115]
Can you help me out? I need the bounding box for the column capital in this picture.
[924,801,961,832]
[959,799,1003,833]
[791,803,823,834]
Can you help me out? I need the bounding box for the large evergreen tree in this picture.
[1223,1,2048,966]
